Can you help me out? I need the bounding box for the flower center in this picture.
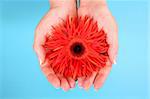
[70,42,85,57]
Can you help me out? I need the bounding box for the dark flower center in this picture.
[70,42,85,57]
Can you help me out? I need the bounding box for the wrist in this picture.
[49,0,76,9]
[80,0,107,7]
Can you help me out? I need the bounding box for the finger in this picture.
[47,74,61,88]
[68,77,76,88]
[108,39,118,64]
[82,72,97,90]
[60,77,70,91]
[94,61,112,91]
[33,44,45,65]
[41,60,61,88]
[41,61,54,76]
[102,15,118,64]
[78,77,85,87]
[33,31,46,65]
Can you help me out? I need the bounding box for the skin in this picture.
[33,0,77,91]
[33,0,118,91]
[78,0,118,90]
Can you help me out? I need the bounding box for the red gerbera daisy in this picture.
[43,16,109,80]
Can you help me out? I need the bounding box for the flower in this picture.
[43,16,109,80]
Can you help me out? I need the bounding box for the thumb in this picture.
[33,44,45,65]
[33,31,46,65]
[104,18,118,64]
[108,41,118,64]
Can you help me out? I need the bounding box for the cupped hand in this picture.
[33,0,77,91]
[77,0,118,90]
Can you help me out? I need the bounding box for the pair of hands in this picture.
[33,0,118,91]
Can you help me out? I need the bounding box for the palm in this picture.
[34,7,77,91]
[78,5,118,90]
[34,0,118,91]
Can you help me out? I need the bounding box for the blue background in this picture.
[0,0,149,99]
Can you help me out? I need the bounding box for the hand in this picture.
[33,0,77,91]
[77,0,118,90]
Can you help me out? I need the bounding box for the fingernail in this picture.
[94,85,100,91]
[54,83,60,89]
[84,87,89,91]
[113,59,117,64]
[71,84,75,88]
[62,89,67,92]
[55,87,60,89]
[78,84,83,89]
[54,85,60,89]
[78,85,82,89]
[83,85,90,91]
[94,88,99,91]
[39,58,42,65]
[78,83,82,87]
[70,88,73,90]
[63,88,69,92]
